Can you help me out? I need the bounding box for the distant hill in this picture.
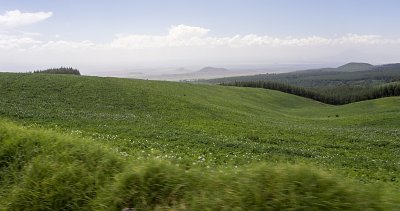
[297,62,374,73]
[336,62,374,72]
[140,66,260,81]
[201,62,400,88]
[197,66,230,74]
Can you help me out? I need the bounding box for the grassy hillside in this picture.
[0,72,400,209]
[224,80,400,105]
[202,63,400,105]
[1,120,396,210]
[1,72,399,179]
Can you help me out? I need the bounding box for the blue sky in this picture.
[1,0,400,74]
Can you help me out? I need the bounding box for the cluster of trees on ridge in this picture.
[33,67,81,75]
[223,81,400,105]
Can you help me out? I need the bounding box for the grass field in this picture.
[1,73,399,210]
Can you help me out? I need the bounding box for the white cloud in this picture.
[0,10,52,28]
[168,24,209,39]
[0,33,42,49]
[110,25,211,48]
[2,25,399,50]
[1,25,400,73]
[38,40,96,50]
[109,25,400,49]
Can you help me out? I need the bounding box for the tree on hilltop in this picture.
[33,67,81,75]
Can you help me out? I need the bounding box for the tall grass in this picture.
[1,120,398,210]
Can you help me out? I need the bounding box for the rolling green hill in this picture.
[1,72,400,209]
[201,62,400,105]
[336,62,374,72]
[201,63,400,88]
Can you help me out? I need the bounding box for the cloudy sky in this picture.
[1,0,400,74]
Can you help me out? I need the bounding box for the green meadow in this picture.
[1,73,399,210]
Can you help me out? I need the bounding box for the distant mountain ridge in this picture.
[337,62,374,72]
[197,66,230,74]
[201,62,400,87]
[137,66,264,81]
[299,62,400,74]
[299,62,375,73]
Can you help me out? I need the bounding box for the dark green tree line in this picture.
[33,67,81,75]
[222,81,400,105]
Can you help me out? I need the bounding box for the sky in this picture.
[1,0,400,74]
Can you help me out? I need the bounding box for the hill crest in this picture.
[337,62,374,72]
[197,66,230,73]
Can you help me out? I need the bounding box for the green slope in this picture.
[0,73,399,179]
[1,73,400,209]
[1,120,396,210]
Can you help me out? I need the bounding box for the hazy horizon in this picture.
[1,0,400,76]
